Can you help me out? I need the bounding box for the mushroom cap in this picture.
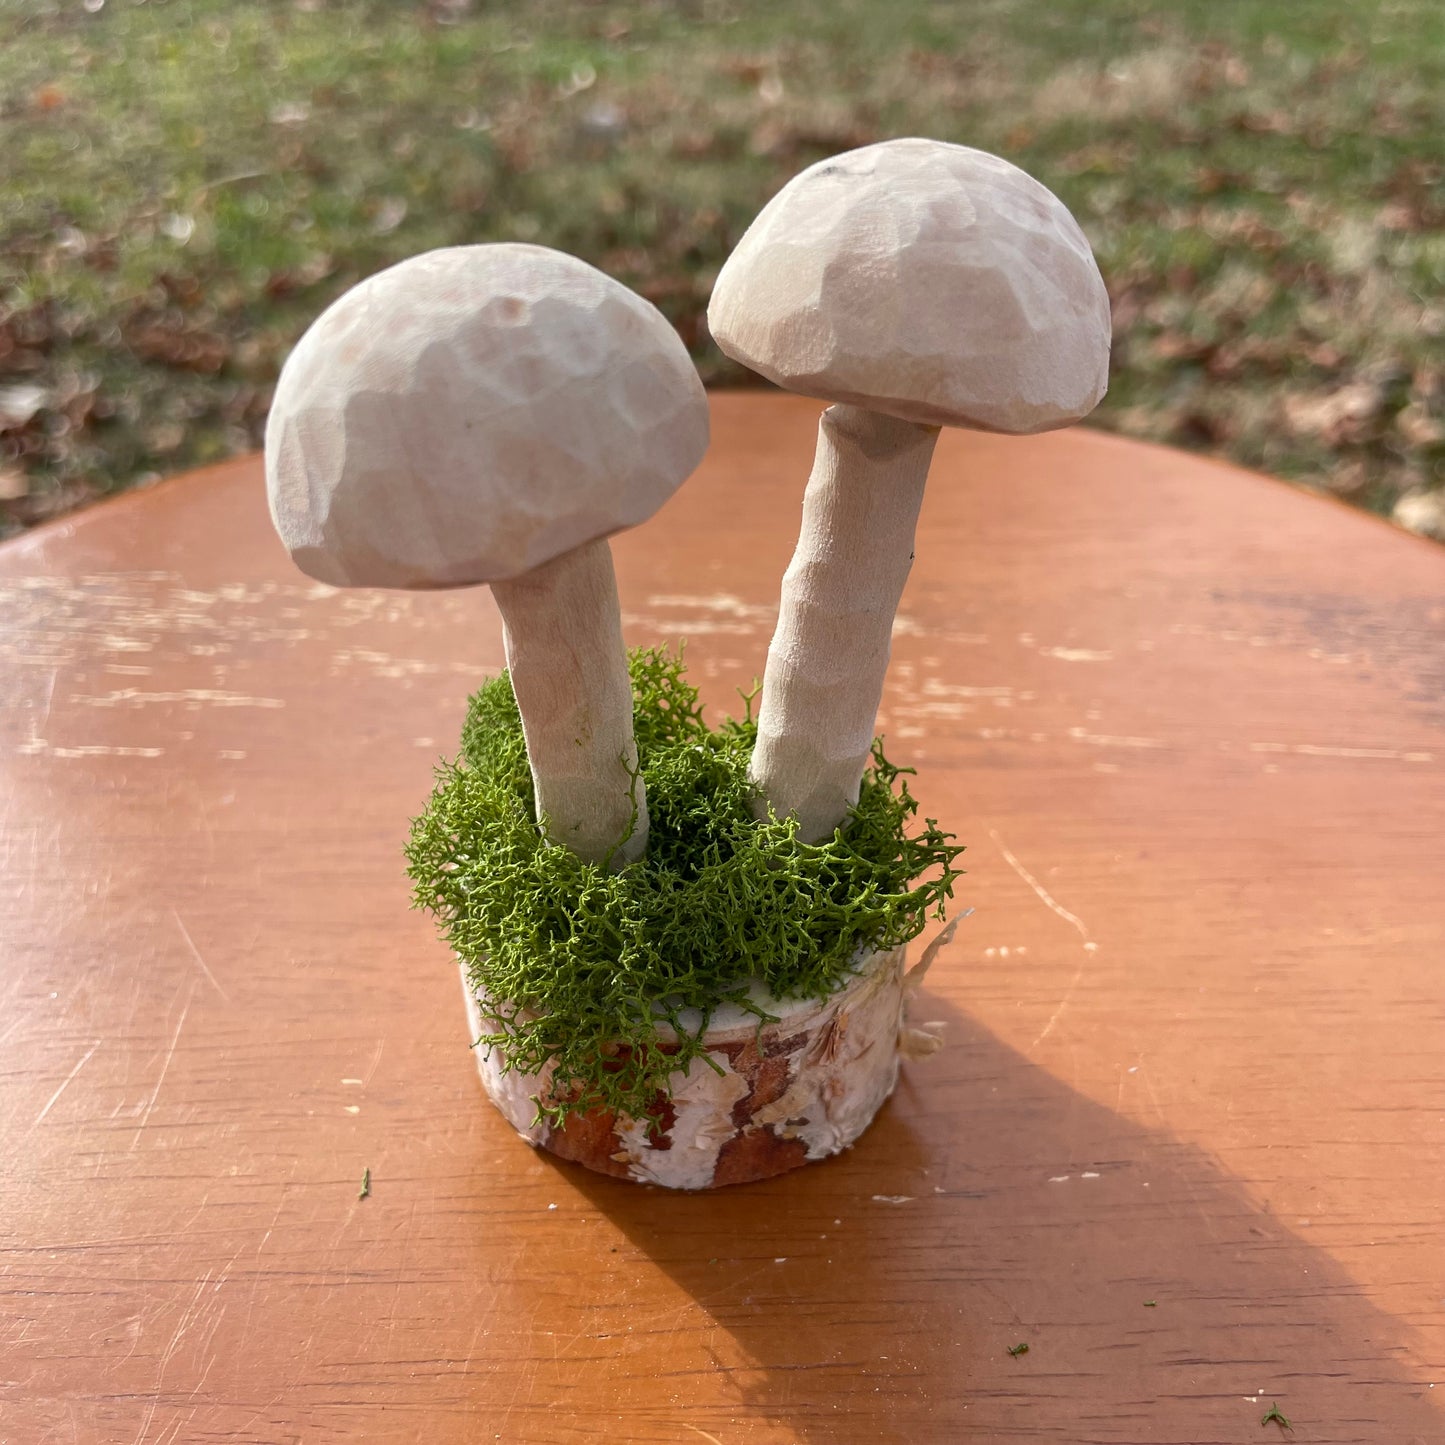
[707,138,1111,434]
[265,244,709,588]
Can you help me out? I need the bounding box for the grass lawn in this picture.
[1,0,1441,539]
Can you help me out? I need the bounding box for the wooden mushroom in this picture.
[709,138,1112,840]
[266,244,709,866]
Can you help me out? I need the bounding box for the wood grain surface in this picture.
[1,393,1442,1444]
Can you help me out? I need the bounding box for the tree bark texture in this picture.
[465,946,934,1189]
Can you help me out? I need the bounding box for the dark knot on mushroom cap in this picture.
[708,138,1111,435]
[265,244,709,589]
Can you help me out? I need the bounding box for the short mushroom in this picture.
[708,138,1111,840]
[266,243,709,866]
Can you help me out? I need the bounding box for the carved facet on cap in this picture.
[707,138,1112,434]
[265,244,709,589]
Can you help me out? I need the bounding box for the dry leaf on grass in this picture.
[1283,382,1386,445]
[0,385,49,430]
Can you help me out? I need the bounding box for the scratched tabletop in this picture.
[2,393,1442,1444]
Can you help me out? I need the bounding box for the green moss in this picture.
[405,647,965,1126]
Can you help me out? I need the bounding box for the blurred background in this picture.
[1,0,1441,540]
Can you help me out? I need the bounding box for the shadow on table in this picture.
[552,993,1442,1444]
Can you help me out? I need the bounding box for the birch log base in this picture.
[3,394,1443,1444]
[465,947,920,1190]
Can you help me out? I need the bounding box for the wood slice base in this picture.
[461,947,916,1189]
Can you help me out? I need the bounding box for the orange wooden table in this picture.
[2,393,1442,1444]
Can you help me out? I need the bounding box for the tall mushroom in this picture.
[265,243,709,866]
[708,138,1111,840]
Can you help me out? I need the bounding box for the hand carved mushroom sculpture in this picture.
[266,244,709,866]
[709,138,1112,840]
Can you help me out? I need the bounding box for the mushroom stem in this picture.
[491,537,647,868]
[750,404,938,841]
